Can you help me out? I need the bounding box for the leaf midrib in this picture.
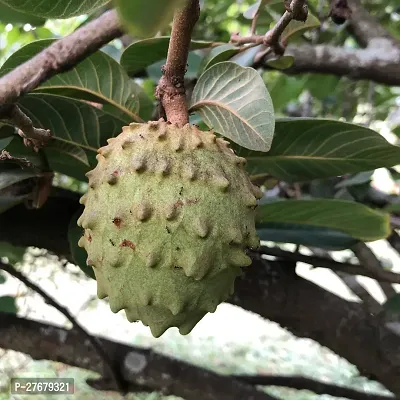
[189,100,264,140]
[35,85,143,123]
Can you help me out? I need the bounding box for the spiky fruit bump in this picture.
[78,120,261,337]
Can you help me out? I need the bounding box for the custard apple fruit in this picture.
[77,120,262,337]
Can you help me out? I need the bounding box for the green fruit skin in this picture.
[78,120,261,338]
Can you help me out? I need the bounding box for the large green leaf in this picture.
[0,0,109,18]
[116,0,186,37]
[0,2,45,24]
[68,209,96,279]
[257,223,359,250]
[120,37,214,76]
[1,40,141,123]
[16,93,126,180]
[189,62,275,152]
[0,296,17,314]
[256,199,390,242]
[236,118,400,181]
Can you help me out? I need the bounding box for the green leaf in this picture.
[0,136,13,150]
[1,40,141,123]
[266,55,294,70]
[116,0,186,37]
[256,199,390,242]
[17,93,126,180]
[282,12,320,43]
[257,223,358,250]
[0,196,26,214]
[236,118,400,182]
[243,0,281,19]
[334,171,373,189]
[0,2,45,24]
[0,272,5,284]
[392,126,400,138]
[384,202,400,213]
[199,44,240,75]
[190,62,275,152]
[120,37,213,76]
[0,164,40,191]
[0,0,109,18]
[0,296,17,314]
[68,209,96,280]
[0,241,26,264]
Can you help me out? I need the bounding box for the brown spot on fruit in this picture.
[120,239,136,250]
[113,217,122,228]
[175,200,184,208]
[185,198,199,205]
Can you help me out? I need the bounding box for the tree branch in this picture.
[0,10,122,109]
[0,313,280,400]
[232,258,400,395]
[0,104,52,151]
[281,43,400,86]
[1,193,400,394]
[351,242,397,299]
[308,247,382,314]
[235,374,394,400]
[155,0,200,126]
[346,0,397,47]
[0,261,126,394]
[256,245,400,284]
[231,0,307,54]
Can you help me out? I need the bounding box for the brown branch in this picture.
[232,258,400,395]
[231,0,307,55]
[155,0,200,126]
[0,104,52,151]
[0,10,122,108]
[256,245,400,284]
[309,248,381,314]
[235,374,394,400]
[351,243,397,300]
[280,43,400,86]
[0,313,280,400]
[346,0,397,48]
[387,231,400,254]
[251,0,264,35]
[0,261,126,394]
[2,193,400,394]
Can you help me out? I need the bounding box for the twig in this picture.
[390,216,400,229]
[251,0,265,35]
[0,313,281,400]
[256,245,400,284]
[309,248,381,314]
[0,10,122,108]
[0,261,126,394]
[155,0,200,126]
[234,374,394,400]
[231,0,308,54]
[0,104,52,151]
[351,243,397,299]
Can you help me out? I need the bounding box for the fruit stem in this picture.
[156,0,200,127]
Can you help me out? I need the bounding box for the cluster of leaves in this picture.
[1,0,400,315]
